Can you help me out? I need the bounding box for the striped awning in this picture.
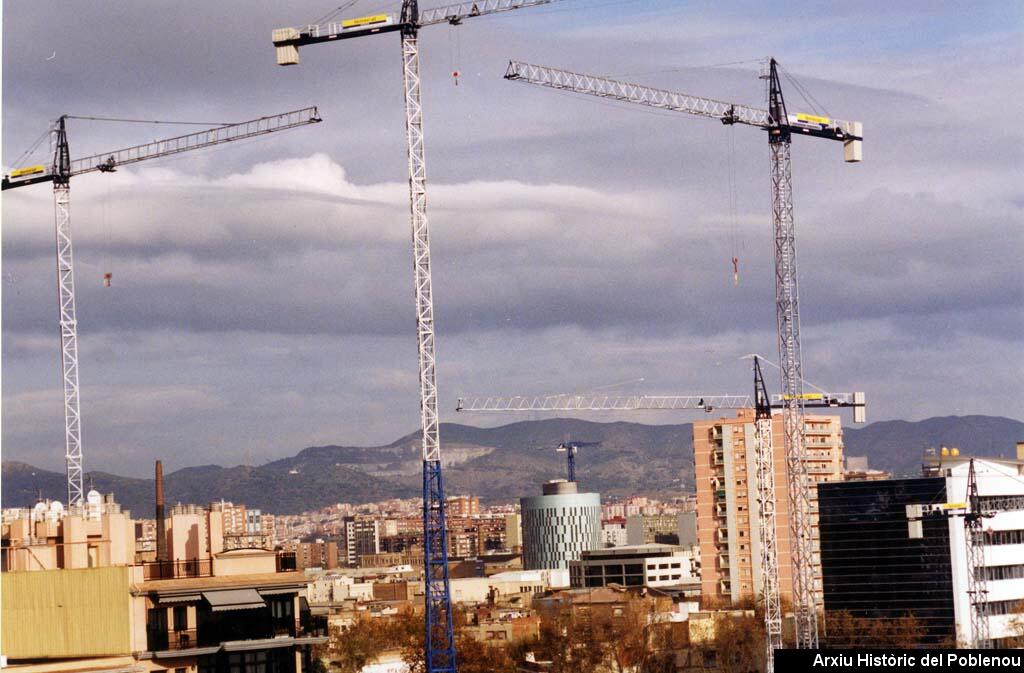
[202,588,266,612]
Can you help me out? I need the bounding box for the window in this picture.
[228,650,267,673]
[985,529,1024,545]
[978,564,1024,581]
[270,597,293,619]
[987,599,1024,616]
[148,607,167,631]
[173,605,187,632]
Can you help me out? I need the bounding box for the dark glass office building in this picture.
[817,477,956,645]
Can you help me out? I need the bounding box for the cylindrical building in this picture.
[521,480,601,570]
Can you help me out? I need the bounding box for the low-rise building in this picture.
[568,544,694,589]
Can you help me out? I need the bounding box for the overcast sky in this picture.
[3,1,1022,477]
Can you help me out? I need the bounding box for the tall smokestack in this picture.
[155,460,167,562]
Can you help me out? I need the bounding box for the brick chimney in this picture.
[155,460,167,562]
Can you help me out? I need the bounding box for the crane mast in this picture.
[766,58,817,649]
[53,118,83,507]
[753,357,783,668]
[4,107,321,506]
[965,459,990,648]
[271,5,556,671]
[503,58,862,652]
[560,443,578,482]
[399,4,458,669]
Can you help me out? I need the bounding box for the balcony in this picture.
[148,628,203,652]
[148,608,311,654]
[713,452,725,466]
[141,558,213,580]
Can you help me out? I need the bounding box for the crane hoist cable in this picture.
[726,124,740,286]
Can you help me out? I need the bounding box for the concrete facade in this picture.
[568,543,695,589]
[1,495,325,673]
[693,409,843,605]
[521,481,600,571]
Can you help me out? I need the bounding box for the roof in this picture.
[133,571,307,596]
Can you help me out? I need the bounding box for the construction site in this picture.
[2,2,1022,673]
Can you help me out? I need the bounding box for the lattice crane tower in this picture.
[500,58,862,650]
[3,108,322,507]
[271,4,559,671]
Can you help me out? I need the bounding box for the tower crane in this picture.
[908,457,1001,647]
[964,458,991,648]
[2,108,322,508]
[270,4,558,672]
[752,356,783,668]
[458,390,865,416]
[502,59,863,649]
[555,441,600,482]
[458,361,865,672]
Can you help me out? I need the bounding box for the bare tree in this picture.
[823,611,925,648]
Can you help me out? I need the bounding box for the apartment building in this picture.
[693,409,843,605]
[1,494,326,673]
[447,495,480,518]
[210,501,276,551]
[625,514,680,545]
[342,516,380,566]
[291,539,340,570]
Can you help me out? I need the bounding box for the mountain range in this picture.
[3,415,1021,515]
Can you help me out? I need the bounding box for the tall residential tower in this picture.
[693,409,844,605]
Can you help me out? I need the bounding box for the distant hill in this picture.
[842,415,1024,476]
[3,415,1021,515]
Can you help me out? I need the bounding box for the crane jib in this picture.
[1,172,56,190]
